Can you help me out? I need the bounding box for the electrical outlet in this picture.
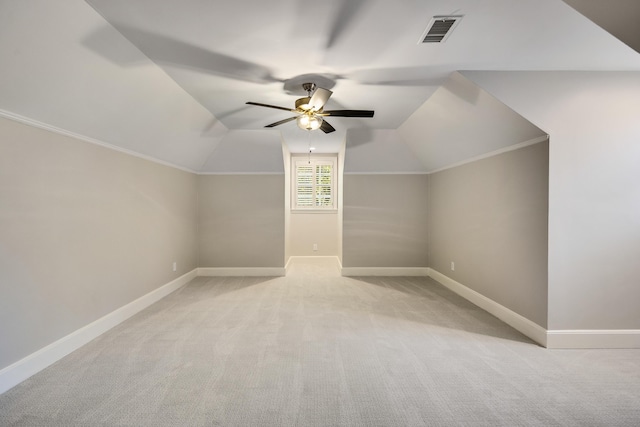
[313,243,318,251]
[451,261,455,271]
[173,262,177,272]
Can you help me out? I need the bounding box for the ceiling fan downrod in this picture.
[302,82,316,97]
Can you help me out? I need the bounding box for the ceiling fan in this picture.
[246,83,374,133]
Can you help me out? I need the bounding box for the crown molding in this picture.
[0,109,198,174]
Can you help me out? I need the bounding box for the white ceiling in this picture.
[1,0,639,173]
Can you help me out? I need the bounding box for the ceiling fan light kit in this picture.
[246,83,374,134]
[297,114,323,131]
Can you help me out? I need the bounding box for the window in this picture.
[292,156,337,211]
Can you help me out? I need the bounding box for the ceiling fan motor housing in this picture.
[295,97,312,111]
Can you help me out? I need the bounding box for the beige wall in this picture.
[463,71,640,331]
[0,117,198,369]
[0,112,551,371]
[198,175,285,267]
[286,152,342,259]
[289,213,340,257]
[428,142,549,328]
[342,174,429,268]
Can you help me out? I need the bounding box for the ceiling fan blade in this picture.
[265,116,298,128]
[309,87,333,111]
[323,110,375,118]
[348,67,448,87]
[83,24,282,84]
[320,120,336,134]
[246,102,297,113]
[325,0,367,49]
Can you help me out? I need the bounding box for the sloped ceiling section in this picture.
[0,1,222,172]
[398,72,547,172]
[2,0,640,174]
[83,0,640,173]
[563,0,640,54]
[344,129,427,174]
[83,0,441,157]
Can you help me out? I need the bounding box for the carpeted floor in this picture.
[1,258,639,426]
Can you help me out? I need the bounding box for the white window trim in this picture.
[291,155,338,212]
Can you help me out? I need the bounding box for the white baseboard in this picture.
[546,330,640,349]
[427,270,640,349]
[198,267,285,277]
[428,269,548,347]
[285,256,342,275]
[4,266,637,395]
[0,269,198,395]
[341,267,430,277]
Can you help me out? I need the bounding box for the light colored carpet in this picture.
[1,257,639,426]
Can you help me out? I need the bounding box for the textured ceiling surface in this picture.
[1,0,639,172]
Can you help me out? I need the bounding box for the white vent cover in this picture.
[419,15,463,43]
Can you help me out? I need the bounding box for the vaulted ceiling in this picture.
[1,1,639,173]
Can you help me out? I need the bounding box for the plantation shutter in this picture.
[315,163,333,207]
[293,158,336,210]
[296,164,314,208]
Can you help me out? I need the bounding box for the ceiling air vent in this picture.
[419,15,463,43]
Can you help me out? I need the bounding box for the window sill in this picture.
[291,209,338,214]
